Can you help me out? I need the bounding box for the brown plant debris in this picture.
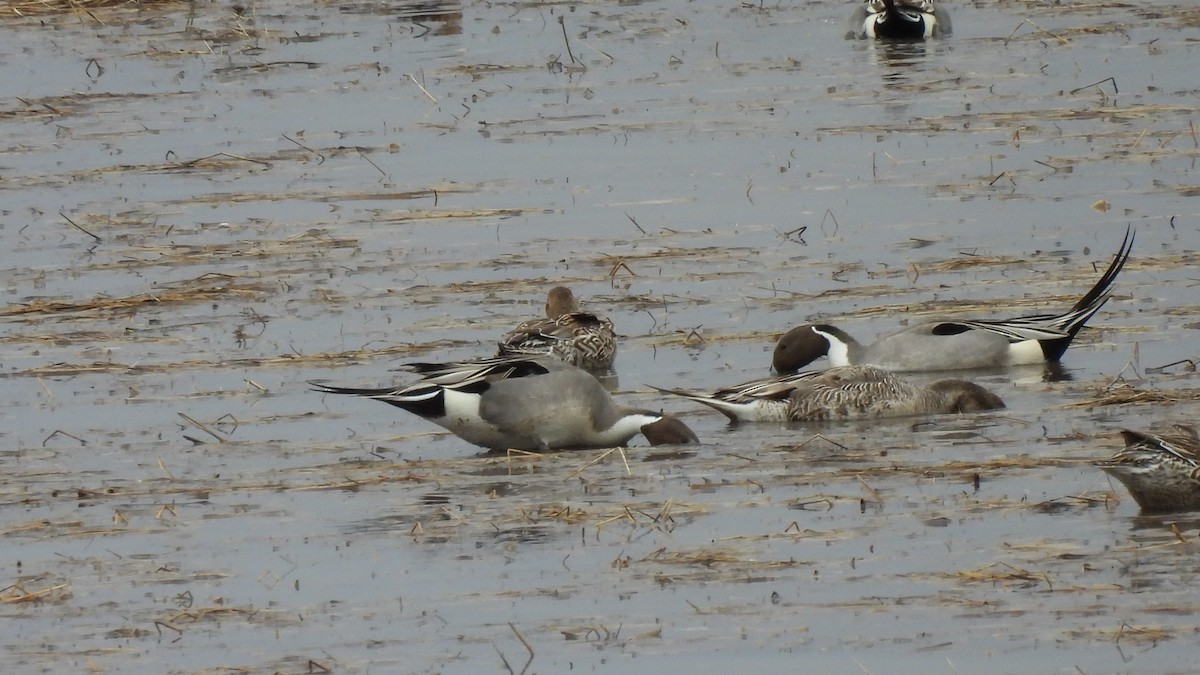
[1057,383,1200,409]
[956,561,1048,588]
[1,580,72,604]
[16,341,449,377]
[0,274,270,320]
[0,0,182,17]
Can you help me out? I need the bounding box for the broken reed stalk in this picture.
[566,446,630,479]
[0,583,70,603]
[557,16,577,66]
[857,474,883,506]
[60,211,102,243]
[177,412,225,443]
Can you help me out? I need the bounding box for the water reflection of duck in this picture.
[873,39,929,71]
[339,2,463,36]
[846,0,952,40]
[870,40,932,89]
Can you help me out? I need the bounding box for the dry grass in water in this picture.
[0,0,183,16]
[0,579,72,604]
[0,274,270,321]
[956,561,1050,588]
[0,92,190,123]
[1065,622,1178,645]
[12,340,458,377]
[1057,383,1200,409]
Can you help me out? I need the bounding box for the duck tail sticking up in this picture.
[1033,225,1134,361]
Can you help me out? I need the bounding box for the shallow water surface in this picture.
[2,0,1200,672]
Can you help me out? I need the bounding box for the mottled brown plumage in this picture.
[1098,426,1200,512]
[652,365,1004,423]
[499,287,617,372]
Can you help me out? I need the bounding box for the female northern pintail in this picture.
[652,365,1004,423]
[847,0,951,40]
[773,229,1133,374]
[1097,426,1200,513]
[498,286,617,373]
[312,356,696,452]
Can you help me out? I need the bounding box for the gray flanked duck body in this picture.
[846,0,952,40]
[313,356,695,452]
[773,229,1133,374]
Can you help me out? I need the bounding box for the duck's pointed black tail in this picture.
[1040,225,1134,361]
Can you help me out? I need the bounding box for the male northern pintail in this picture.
[773,228,1134,374]
[847,0,951,40]
[1097,426,1200,513]
[498,286,617,373]
[651,365,1003,423]
[312,356,696,452]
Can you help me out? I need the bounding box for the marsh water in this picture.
[2,0,1200,672]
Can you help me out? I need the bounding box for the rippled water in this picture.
[2,0,1199,672]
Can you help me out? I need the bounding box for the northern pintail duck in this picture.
[1097,426,1200,513]
[312,356,696,452]
[652,365,1004,423]
[773,229,1133,374]
[498,286,617,373]
[847,0,951,40]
